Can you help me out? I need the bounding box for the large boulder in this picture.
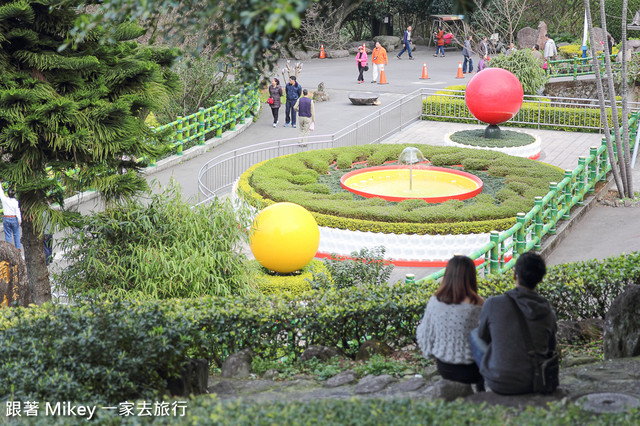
[517,27,538,50]
[221,349,255,378]
[604,284,640,359]
[557,319,604,345]
[166,359,208,396]
[327,49,350,59]
[348,92,380,106]
[373,35,401,51]
[356,340,393,361]
[292,50,315,61]
[536,22,548,52]
[300,345,341,362]
[590,27,610,52]
[354,374,397,394]
[422,379,474,402]
[628,39,640,53]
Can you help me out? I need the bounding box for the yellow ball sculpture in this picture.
[250,202,320,273]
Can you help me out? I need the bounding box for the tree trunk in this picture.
[621,0,634,197]
[22,213,51,304]
[584,0,624,195]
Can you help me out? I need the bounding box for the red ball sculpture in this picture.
[465,68,524,125]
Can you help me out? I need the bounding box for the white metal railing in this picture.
[197,88,639,202]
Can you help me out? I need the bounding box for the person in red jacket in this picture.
[434,26,445,57]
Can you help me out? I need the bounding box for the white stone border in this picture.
[444,130,541,159]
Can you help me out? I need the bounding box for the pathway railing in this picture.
[420,112,640,282]
[196,90,425,203]
[547,52,638,81]
[150,87,260,165]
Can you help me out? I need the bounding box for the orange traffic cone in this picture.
[319,45,326,59]
[378,68,388,84]
[456,61,464,78]
[362,43,366,53]
[420,63,430,79]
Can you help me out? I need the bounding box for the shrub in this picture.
[238,144,563,235]
[0,301,201,404]
[56,184,255,300]
[250,260,328,296]
[310,246,394,290]
[488,49,547,95]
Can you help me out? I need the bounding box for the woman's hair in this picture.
[434,255,482,305]
[273,78,280,85]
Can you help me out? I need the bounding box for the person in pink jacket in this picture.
[355,46,368,83]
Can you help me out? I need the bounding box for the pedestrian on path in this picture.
[434,26,445,57]
[294,89,315,143]
[417,255,485,391]
[397,26,414,60]
[356,46,368,83]
[0,183,21,252]
[268,78,283,128]
[462,35,474,74]
[371,42,388,83]
[543,33,557,72]
[284,76,302,128]
[478,36,489,59]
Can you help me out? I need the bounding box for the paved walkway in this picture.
[64,52,640,282]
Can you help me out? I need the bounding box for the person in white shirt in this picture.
[0,183,22,250]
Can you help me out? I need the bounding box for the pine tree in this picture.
[0,0,179,303]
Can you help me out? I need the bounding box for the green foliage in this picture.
[250,259,328,296]
[0,301,201,404]
[309,246,394,290]
[449,129,535,147]
[56,184,255,300]
[352,354,413,377]
[589,0,640,44]
[237,144,562,235]
[112,397,640,425]
[489,49,547,95]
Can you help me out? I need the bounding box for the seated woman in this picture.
[416,255,485,390]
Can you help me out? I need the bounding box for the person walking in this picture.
[294,88,315,144]
[397,26,414,59]
[478,35,489,59]
[417,255,485,391]
[356,46,368,83]
[268,78,283,128]
[434,26,445,57]
[462,35,474,74]
[543,33,557,72]
[371,41,388,83]
[0,183,21,252]
[284,76,302,128]
[607,34,615,56]
[470,252,558,395]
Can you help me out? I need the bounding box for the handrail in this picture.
[419,111,640,283]
[546,52,639,81]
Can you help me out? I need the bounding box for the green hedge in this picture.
[237,144,563,235]
[449,129,535,147]
[423,92,617,133]
[250,259,328,296]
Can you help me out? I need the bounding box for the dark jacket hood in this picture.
[506,286,553,321]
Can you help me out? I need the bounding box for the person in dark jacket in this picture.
[284,76,302,128]
[397,25,414,59]
[268,78,283,128]
[470,251,557,395]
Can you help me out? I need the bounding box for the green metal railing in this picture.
[547,52,638,81]
[420,112,639,283]
[149,87,260,165]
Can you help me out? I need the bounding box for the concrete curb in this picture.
[61,117,255,210]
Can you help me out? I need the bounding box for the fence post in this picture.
[198,108,206,145]
[577,157,586,204]
[534,196,543,250]
[573,57,578,81]
[562,170,573,220]
[176,116,184,155]
[490,231,500,275]
[216,104,223,138]
[588,146,598,193]
[230,97,237,131]
[516,213,526,255]
[599,139,608,180]
[549,182,558,234]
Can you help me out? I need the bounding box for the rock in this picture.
[207,380,236,396]
[517,26,538,49]
[427,379,474,401]
[327,49,350,59]
[575,392,640,413]
[313,82,330,102]
[356,340,393,361]
[604,284,640,358]
[422,365,440,381]
[413,36,426,46]
[389,376,426,392]
[348,92,380,106]
[465,387,567,408]
[562,356,601,368]
[354,374,397,394]
[300,345,341,362]
[292,50,315,61]
[0,241,31,306]
[221,349,255,378]
[536,22,548,53]
[324,370,357,388]
[628,39,640,53]
[166,358,209,396]
[263,369,280,380]
[590,28,610,52]
[557,319,603,345]
[373,35,401,51]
